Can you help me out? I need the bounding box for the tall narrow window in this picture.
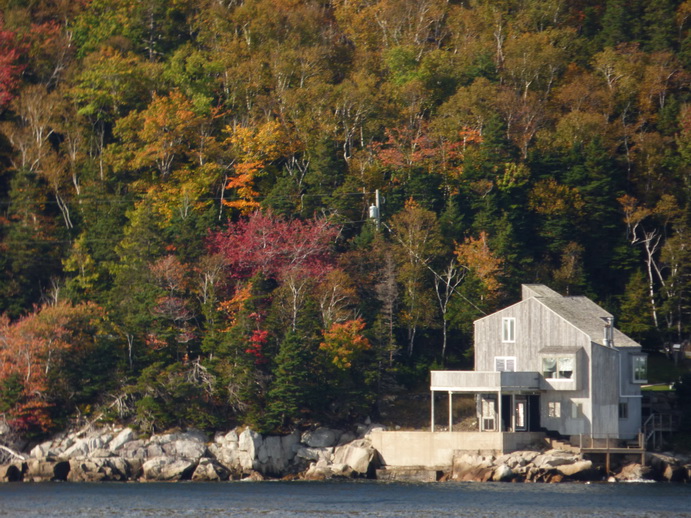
[548,401,561,418]
[632,355,647,383]
[502,317,515,343]
[481,396,496,431]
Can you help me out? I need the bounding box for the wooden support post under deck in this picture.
[448,391,453,432]
[606,452,611,475]
[430,390,435,432]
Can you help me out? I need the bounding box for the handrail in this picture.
[641,413,679,449]
[578,433,644,450]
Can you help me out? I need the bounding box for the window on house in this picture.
[618,402,628,419]
[502,317,515,343]
[632,355,647,383]
[481,396,496,431]
[495,356,516,372]
[571,402,582,419]
[548,401,561,418]
[542,357,574,379]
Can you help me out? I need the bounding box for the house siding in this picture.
[474,299,592,374]
[591,344,620,437]
[475,298,597,437]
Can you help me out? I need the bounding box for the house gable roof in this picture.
[533,291,640,349]
[477,284,640,349]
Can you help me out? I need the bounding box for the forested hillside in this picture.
[0,0,689,437]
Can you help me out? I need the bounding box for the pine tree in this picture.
[264,332,316,431]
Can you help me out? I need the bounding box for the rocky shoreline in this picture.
[1,425,690,483]
[444,450,691,483]
[0,424,382,483]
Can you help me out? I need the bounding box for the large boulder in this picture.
[141,457,197,481]
[238,428,262,461]
[109,428,136,451]
[295,446,333,464]
[615,463,654,482]
[208,434,254,474]
[556,460,595,479]
[532,450,580,469]
[647,453,685,481]
[303,462,333,481]
[162,439,207,461]
[332,440,376,475]
[302,428,341,448]
[492,464,514,482]
[191,458,230,481]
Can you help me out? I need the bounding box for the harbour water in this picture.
[0,480,690,517]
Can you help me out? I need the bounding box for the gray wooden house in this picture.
[431,284,647,441]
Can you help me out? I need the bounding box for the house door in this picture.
[501,395,511,432]
[515,396,528,431]
[528,395,541,431]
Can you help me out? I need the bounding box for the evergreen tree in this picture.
[264,332,316,431]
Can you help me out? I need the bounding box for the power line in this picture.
[381,221,486,316]
[0,190,443,207]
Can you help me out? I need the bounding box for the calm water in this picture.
[0,481,690,518]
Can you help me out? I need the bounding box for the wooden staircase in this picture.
[642,413,679,450]
[543,436,581,454]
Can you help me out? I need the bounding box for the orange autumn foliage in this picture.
[454,232,503,301]
[319,318,371,370]
[0,301,103,432]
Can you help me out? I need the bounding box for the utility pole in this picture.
[369,189,381,231]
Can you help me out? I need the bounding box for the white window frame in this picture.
[494,356,516,372]
[548,401,561,418]
[542,356,575,380]
[481,395,497,431]
[632,355,647,384]
[502,317,515,343]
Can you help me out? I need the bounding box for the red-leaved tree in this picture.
[208,211,338,332]
[0,23,25,109]
[208,211,338,282]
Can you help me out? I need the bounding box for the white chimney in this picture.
[602,316,614,347]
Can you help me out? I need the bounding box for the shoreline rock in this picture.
[2,424,690,484]
[0,424,382,483]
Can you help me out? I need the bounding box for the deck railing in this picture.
[430,370,540,391]
[577,433,644,450]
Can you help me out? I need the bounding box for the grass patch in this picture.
[642,384,674,392]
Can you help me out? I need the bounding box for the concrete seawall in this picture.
[369,431,545,468]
